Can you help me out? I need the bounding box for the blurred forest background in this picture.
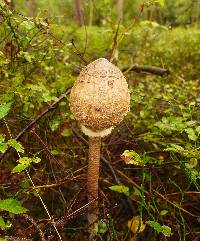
[0,0,200,240]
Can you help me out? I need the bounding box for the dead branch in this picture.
[71,64,170,77]
[122,65,170,76]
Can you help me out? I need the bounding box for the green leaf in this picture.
[12,157,41,173]
[146,221,171,237]
[0,143,8,153]
[0,238,7,241]
[32,157,41,163]
[0,199,27,214]
[7,139,24,153]
[20,20,35,30]
[61,128,71,137]
[12,163,29,173]
[109,185,129,196]
[0,216,6,230]
[188,158,198,168]
[161,225,172,237]
[121,150,144,166]
[20,178,30,190]
[185,128,197,141]
[157,0,165,7]
[0,101,13,119]
[159,210,168,216]
[0,134,5,143]
[51,149,60,155]
[17,157,32,164]
[12,157,32,173]
[98,220,107,234]
[146,220,162,233]
[49,117,61,131]
[196,126,200,135]
[19,51,32,63]
[0,216,12,231]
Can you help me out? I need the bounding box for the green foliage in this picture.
[12,157,41,173]
[61,128,72,137]
[97,220,107,234]
[0,238,7,241]
[0,2,199,240]
[7,139,24,153]
[157,0,165,7]
[0,198,27,215]
[49,116,61,132]
[0,216,12,230]
[0,135,8,153]
[0,216,6,230]
[145,0,165,7]
[121,150,144,166]
[159,210,168,216]
[0,101,13,119]
[0,137,24,154]
[146,221,172,237]
[109,185,130,196]
[164,144,200,159]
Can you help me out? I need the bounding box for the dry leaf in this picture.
[128,216,146,233]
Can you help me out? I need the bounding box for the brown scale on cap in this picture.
[69,58,130,133]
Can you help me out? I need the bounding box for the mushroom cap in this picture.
[69,58,130,132]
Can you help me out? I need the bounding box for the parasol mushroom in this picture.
[69,58,130,233]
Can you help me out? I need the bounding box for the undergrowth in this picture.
[0,2,200,241]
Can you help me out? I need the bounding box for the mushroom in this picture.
[69,58,130,232]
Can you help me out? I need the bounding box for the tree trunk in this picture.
[196,0,200,23]
[88,0,93,26]
[4,0,15,10]
[117,0,124,22]
[26,0,37,17]
[72,0,84,26]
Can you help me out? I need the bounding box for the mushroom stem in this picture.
[87,136,101,227]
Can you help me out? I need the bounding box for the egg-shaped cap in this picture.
[69,58,130,134]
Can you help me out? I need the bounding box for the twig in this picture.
[107,20,121,62]
[32,174,85,189]
[122,65,170,76]
[71,64,170,77]
[55,199,97,228]
[22,214,46,241]
[5,237,32,241]
[71,39,89,65]
[166,191,200,197]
